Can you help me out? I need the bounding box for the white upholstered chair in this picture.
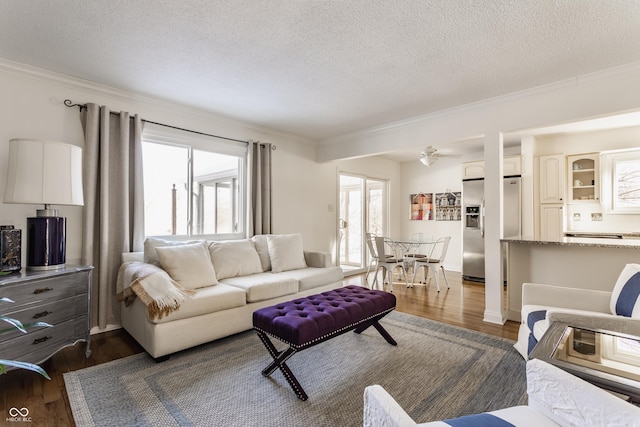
[515,263,640,359]
[363,359,640,426]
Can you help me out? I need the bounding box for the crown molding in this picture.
[319,61,640,147]
[0,58,315,145]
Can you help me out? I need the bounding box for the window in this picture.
[601,148,640,213]
[142,124,247,238]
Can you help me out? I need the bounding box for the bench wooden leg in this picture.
[353,314,398,346]
[255,330,308,401]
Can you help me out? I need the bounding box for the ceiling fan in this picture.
[419,146,461,166]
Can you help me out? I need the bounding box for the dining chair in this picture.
[374,236,409,292]
[411,236,451,292]
[365,233,381,286]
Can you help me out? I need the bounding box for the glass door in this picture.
[338,174,386,273]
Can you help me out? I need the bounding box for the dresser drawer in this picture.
[0,266,92,370]
[1,294,88,341]
[1,270,90,307]
[0,316,89,364]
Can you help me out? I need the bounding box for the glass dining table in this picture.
[383,236,438,286]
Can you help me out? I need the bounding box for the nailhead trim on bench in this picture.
[254,306,395,350]
[253,285,396,350]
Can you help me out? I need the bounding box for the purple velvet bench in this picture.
[253,285,397,400]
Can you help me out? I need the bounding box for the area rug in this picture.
[64,312,526,427]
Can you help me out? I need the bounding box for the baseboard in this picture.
[90,324,122,335]
[483,310,507,325]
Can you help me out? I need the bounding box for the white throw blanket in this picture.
[116,261,194,320]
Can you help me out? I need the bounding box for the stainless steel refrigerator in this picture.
[462,176,521,282]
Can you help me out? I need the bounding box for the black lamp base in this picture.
[27,216,66,271]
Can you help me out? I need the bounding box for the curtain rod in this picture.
[63,99,267,146]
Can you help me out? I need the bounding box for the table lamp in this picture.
[3,139,84,270]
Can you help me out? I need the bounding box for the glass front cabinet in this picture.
[567,153,599,203]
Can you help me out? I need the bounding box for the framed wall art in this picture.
[410,193,433,220]
[435,191,461,221]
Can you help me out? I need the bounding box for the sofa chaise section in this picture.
[119,234,344,358]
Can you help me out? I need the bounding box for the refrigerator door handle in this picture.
[480,196,485,238]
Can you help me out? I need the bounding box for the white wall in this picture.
[0,60,353,267]
[400,156,463,272]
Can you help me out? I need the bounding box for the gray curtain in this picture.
[80,103,145,329]
[248,141,272,235]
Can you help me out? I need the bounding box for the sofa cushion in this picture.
[522,304,550,341]
[252,234,272,271]
[144,237,201,266]
[220,272,298,303]
[610,263,640,318]
[156,242,218,289]
[267,233,307,273]
[149,283,246,324]
[208,240,263,280]
[521,304,550,355]
[277,266,344,291]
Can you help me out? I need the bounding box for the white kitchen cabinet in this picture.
[540,204,564,241]
[461,160,485,179]
[539,154,565,204]
[503,156,522,176]
[567,153,600,203]
[461,156,521,179]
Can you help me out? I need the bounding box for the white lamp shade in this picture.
[4,139,84,206]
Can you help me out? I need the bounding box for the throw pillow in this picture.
[143,237,200,266]
[267,233,307,273]
[208,240,263,280]
[251,234,272,271]
[156,242,218,289]
[610,263,640,318]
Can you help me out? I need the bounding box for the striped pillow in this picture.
[610,264,640,318]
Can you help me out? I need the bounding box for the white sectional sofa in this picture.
[118,234,344,359]
[363,359,640,426]
[514,263,640,359]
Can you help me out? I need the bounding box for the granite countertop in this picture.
[564,231,640,238]
[501,236,640,249]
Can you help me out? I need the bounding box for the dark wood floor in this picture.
[347,271,519,340]
[0,270,518,426]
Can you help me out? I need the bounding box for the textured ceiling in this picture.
[1,0,640,142]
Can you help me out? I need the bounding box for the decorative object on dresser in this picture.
[0,266,92,371]
[0,225,21,272]
[3,139,84,270]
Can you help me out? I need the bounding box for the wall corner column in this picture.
[483,132,506,325]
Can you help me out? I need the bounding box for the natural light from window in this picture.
[601,148,640,213]
[142,140,243,237]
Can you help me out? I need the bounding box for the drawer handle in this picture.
[33,311,52,319]
[32,336,52,345]
[33,287,53,294]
